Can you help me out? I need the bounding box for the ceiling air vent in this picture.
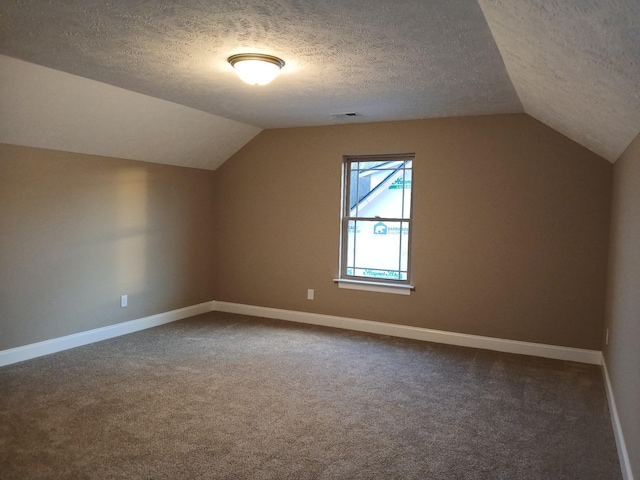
[331,112,360,117]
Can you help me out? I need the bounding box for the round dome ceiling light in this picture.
[227,53,285,86]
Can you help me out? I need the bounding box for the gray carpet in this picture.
[0,312,622,479]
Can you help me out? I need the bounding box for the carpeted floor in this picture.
[0,312,622,479]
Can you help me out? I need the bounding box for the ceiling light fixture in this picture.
[227,53,285,86]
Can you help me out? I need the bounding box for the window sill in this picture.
[333,278,414,295]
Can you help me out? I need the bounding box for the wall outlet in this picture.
[307,289,314,300]
[121,295,128,308]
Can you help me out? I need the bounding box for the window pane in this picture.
[348,160,412,219]
[401,168,412,218]
[346,219,356,272]
[352,268,406,281]
[346,219,408,280]
[400,222,410,272]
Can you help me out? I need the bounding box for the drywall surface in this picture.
[0,55,261,170]
[0,144,216,350]
[604,133,640,478]
[478,0,640,162]
[213,114,612,350]
[0,0,521,128]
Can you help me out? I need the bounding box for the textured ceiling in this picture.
[0,0,638,163]
[478,0,640,161]
[0,0,521,128]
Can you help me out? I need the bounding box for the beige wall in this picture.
[0,144,216,350]
[0,115,614,353]
[213,114,612,350]
[604,133,640,478]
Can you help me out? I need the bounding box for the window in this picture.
[337,154,414,294]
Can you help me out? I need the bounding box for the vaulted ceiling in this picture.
[1,0,638,166]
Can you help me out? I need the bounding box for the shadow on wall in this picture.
[115,168,149,297]
[0,144,215,351]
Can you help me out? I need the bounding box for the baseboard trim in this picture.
[212,302,603,365]
[602,358,634,480]
[0,300,603,368]
[0,301,215,367]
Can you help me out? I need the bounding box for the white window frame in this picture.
[335,154,415,295]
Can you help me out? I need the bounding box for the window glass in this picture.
[341,156,413,284]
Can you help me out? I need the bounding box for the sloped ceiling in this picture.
[0,0,638,166]
[0,55,261,170]
[478,0,640,162]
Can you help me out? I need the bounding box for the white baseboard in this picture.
[602,358,635,480]
[212,301,603,365]
[0,299,603,368]
[0,301,215,368]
